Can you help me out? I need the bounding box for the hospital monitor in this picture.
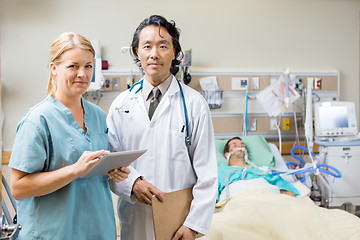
[314,101,357,137]
[88,40,104,91]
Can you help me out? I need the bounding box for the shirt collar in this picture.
[143,75,173,101]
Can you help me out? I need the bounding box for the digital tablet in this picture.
[82,149,147,178]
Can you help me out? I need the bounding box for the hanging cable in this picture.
[245,91,249,136]
[274,116,282,154]
[312,92,320,102]
[292,109,301,157]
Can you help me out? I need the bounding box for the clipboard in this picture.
[152,187,194,240]
[81,149,147,178]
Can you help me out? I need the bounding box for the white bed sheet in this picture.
[206,189,360,240]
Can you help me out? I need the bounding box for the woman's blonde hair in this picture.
[47,32,95,97]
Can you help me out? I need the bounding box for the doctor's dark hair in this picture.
[130,15,183,72]
[47,32,95,97]
[224,137,242,155]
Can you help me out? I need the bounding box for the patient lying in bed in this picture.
[204,136,360,240]
[217,137,298,203]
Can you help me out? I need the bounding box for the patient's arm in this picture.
[280,190,296,197]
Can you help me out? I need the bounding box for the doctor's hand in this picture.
[132,178,165,205]
[73,150,109,177]
[171,225,196,240]
[107,167,130,183]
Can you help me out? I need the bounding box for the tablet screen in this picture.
[82,149,147,178]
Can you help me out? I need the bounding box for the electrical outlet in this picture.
[296,117,303,129]
[112,77,120,91]
[232,77,249,90]
[283,119,290,130]
[103,78,112,91]
[314,77,321,89]
[249,119,257,131]
[270,118,278,131]
[252,77,259,90]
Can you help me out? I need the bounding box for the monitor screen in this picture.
[318,106,348,129]
[314,101,357,137]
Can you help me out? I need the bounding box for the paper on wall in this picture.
[199,76,219,91]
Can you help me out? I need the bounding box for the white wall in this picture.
[1,0,360,149]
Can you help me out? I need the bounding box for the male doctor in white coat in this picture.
[107,15,218,240]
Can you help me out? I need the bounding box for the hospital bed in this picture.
[203,135,360,240]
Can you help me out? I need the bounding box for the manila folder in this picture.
[152,187,193,240]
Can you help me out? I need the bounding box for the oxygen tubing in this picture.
[274,163,341,178]
[289,145,319,167]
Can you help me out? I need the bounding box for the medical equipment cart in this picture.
[316,140,360,208]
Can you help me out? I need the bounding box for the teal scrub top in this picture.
[217,165,299,202]
[9,96,116,240]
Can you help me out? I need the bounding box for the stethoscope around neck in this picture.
[129,78,191,146]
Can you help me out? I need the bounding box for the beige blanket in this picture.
[205,189,360,240]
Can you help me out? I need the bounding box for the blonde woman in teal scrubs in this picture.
[9,32,129,240]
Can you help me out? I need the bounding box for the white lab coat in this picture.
[107,76,218,240]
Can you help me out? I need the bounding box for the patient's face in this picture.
[227,139,246,159]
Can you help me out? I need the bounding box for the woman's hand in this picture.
[72,150,109,177]
[107,167,130,183]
